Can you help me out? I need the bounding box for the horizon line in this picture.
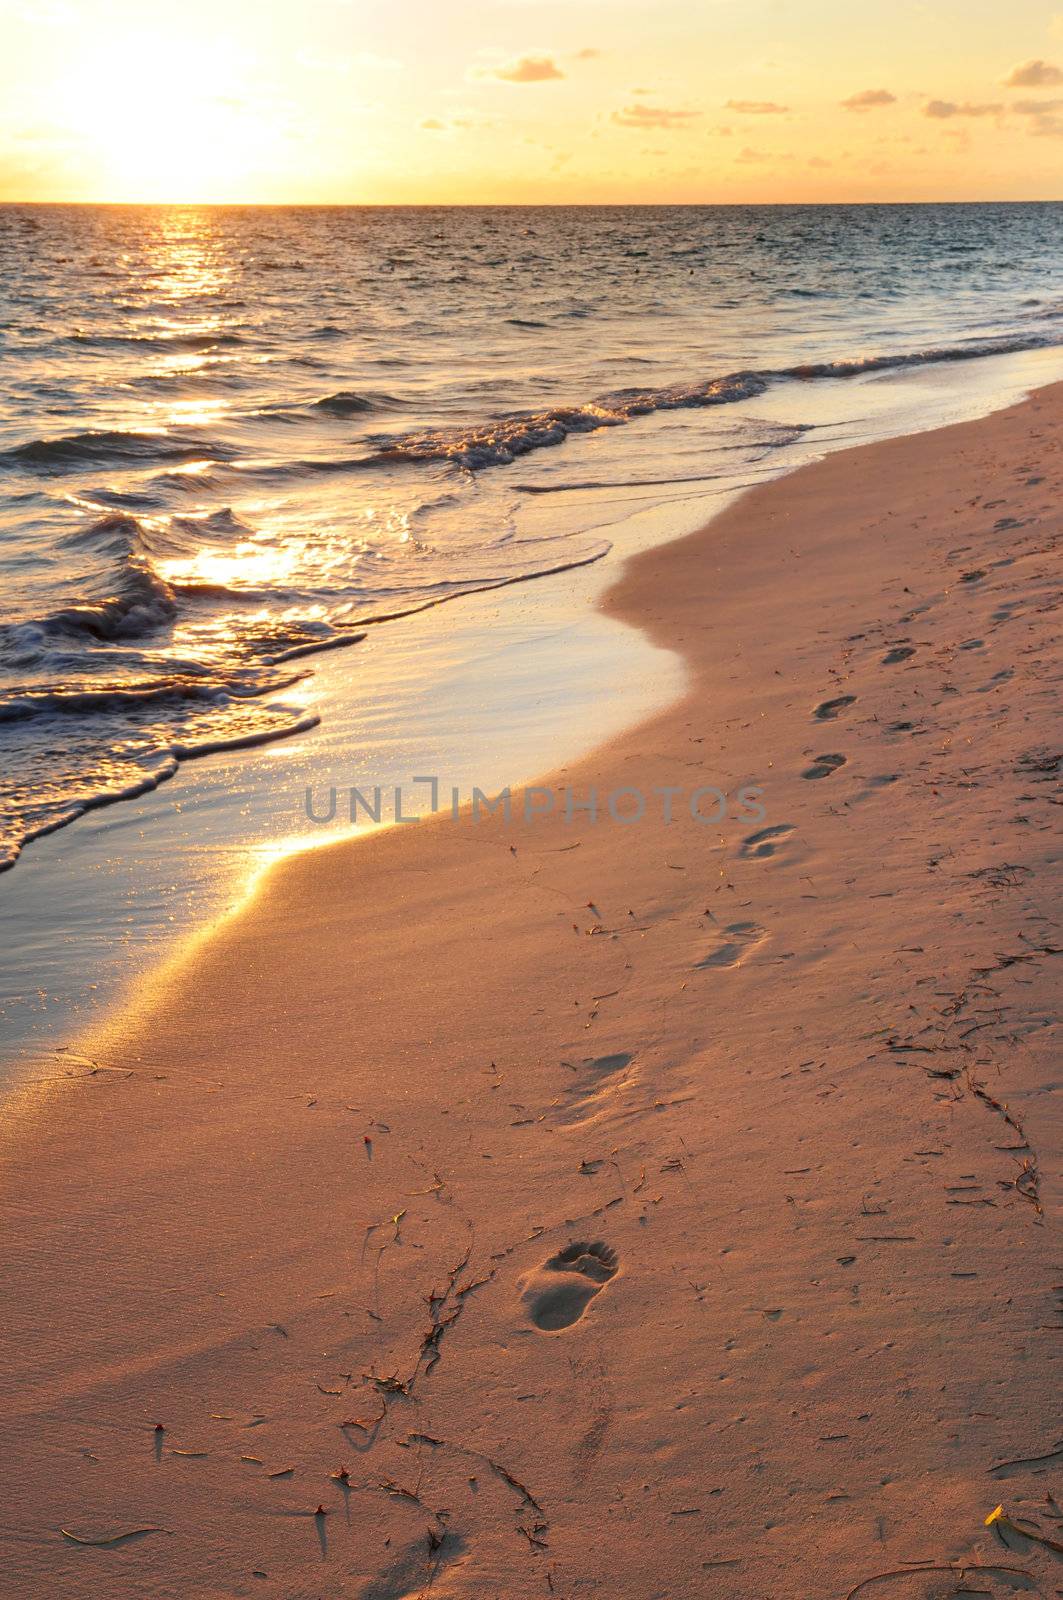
[3,196,1063,209]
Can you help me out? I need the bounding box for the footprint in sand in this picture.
[552,1052,634,1128]
[813,694,856,721]
[697,920,767,969]
[519,1241,619,1331]
[740,824,793,860]
[882,644,916,665]
[802,752,847,781]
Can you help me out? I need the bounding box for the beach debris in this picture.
[987,1502,1063,1553]
[404,1431,545,1519]
[341,1399,388,1431]
[488,1458,544,1516]
[378,1477,422,1504]
[331,1466,350,1484]
[844,1563,1033,1600]
[991,1443,1063,1474]
[61,1526,162,1546]
[409,1173,445,1196]
[364,1208,406,1242]
[368,1373,409,1395]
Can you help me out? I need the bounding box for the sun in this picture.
[57,30,287,203]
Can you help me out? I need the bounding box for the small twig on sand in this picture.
[844,1564,1033,1600]
[60,1527,163,1547]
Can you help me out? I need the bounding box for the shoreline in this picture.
[1,386,1060,1597]
[3,341,1061,1073]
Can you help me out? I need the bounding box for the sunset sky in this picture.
[3,0,1063,204]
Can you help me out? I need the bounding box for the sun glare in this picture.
[57,31,285,203]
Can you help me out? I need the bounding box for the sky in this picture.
[2,0,1062,203]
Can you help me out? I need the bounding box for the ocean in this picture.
[2,201,1063,1066]
[3,202,1063,874]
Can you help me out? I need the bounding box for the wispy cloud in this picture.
[1012,98,1063,136]
[478,55,564,83]
[1005,59,1063,87]
[611,103,701,129]
[924,99,1002,118]
[421,110,491,134]
[725,99,789,114]
[841,88,896,110]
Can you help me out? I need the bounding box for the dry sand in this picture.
[0,387,1060,1600]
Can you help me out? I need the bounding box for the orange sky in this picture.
[3,0,1063,203]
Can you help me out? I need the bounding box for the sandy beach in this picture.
[1,385,1060,1599]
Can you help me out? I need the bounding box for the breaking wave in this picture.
[367,333,1057,471]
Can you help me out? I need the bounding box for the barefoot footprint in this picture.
[519,1241,619,1331]
[697,920,767,968]
[813,695,856,721]
[802,752,846,780]
[740,824,793,860]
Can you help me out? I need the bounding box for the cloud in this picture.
[1013,98,1063,135]
[841,88,896,110]
[611,103,701,129]
[1005,59,1063,87]
[735,146,770,162]
[808,155,832,167]
[420,110,493,134]
[574,47,601,59]
[482,55,563,83]
[725,99,789,114]
[924,99,1002,118]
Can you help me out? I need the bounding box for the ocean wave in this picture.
[781,333,1051,379]
[366,332,1059,472]
[367,372,770,469]
[0,701,321,873]
[1,429,233,473]
[43,556,175,642]
[310,389,397,417]
[67,329,245,352]
[0,675,248,723]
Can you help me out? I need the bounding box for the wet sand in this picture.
[0,386,1060,1599]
